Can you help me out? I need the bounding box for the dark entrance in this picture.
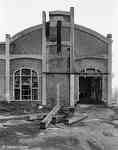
[79,76,102,104]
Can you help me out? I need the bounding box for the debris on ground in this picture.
[0,104,118,150]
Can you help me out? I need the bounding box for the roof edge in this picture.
[75,24,109,43]
[10,23,110,44]
[11,24,42,42]
[49,11,70,16]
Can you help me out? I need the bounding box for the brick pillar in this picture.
[107,34,112,105]
[70,7,75,107]
[42,11,47,105]
[5,34,10,102]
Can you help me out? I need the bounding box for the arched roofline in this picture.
[75,24,109,43]
[10,23,110,43]
[11,24,42,42]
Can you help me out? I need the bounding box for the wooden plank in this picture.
[64,113,88,125]
[40,104,61,129]
[0,112,47,122]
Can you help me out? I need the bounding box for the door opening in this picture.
[79,76,102,104]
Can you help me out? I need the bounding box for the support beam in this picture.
[64,113,88,125]
[57,83,60,105]
[107,34,112,105]
[42,11,47,105]
[70,7,75,106]
[40,83,61,129]
[40,104,60,129]
[70,75,75,106]
[5,34,10,102]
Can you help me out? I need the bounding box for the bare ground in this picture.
[0,105,118,150]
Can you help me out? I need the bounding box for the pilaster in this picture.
[70,7,75,106]
[42,11,47,105]
[57,83,60,105]
[107,34,112,105]
[5,34,10,101]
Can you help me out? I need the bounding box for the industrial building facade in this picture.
[0,7,112,106]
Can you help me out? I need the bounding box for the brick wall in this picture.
[0,60,5,100]
[10,29,42,54]
[74,29,108,57]
[0,44,5,54]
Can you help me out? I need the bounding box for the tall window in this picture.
[14,68,39,100]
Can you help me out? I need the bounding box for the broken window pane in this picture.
[32,89,38,100]
[22,76,31,86]
[32,70,37,76]
[32,77,38,88]
[15,76,20,88]
[15,70,20,76]
[15,89,20,100]
[22,69,31,76]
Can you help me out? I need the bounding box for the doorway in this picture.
[79,76,102,104]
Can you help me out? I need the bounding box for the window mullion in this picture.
[38,74,39,101]
[31,70,32,101]
[13,73,14,100]
[20,69,22,101]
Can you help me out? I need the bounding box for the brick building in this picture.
[0,7,112,106]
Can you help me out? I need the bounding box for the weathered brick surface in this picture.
[74,29,108,57]
[10,29,42,54]
[0,44,5,54]
[47,74,70,106]
[0,60,5,99]
[0,20,109,105]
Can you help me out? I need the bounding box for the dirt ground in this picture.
[0,105,118,150]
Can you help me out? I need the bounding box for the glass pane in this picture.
[15,89,20,100]
[22,95,31,100]
[22,87,31,95]
[32,89,38,100]
[22,76,30,86]
[22,87,31,100]
[22,69,31,76]
[32,77,38,87]
[15,76,20,88]
[15,70,20,76]
[32,70,37,76]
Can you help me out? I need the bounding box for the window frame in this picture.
[13,68,40,101]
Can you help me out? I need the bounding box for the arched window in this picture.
[13,68,39,101]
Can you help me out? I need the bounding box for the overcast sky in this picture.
[0,0,118,90]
